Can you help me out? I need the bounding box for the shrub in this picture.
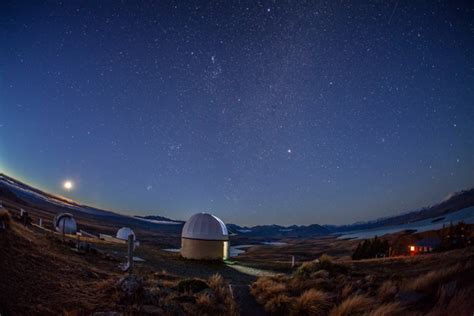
[329,295,374,316]
[177,278,209,293]
[295,254,341,278]
[251,277,287,303]
[290,289,331,316]
[264,294,293,315]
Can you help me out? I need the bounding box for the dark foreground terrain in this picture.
[1,199,474,315]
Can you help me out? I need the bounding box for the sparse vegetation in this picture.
[294,254,343,278]
[291,289,331,316]
[329,295,374,316]
[251,248,474,316]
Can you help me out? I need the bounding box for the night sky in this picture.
[1,1,473,226]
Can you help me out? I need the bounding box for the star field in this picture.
[0,1,473,225]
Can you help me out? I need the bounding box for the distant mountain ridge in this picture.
[324,189,474,233]
[0,172,473,238]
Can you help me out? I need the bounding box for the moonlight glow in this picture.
[63,180,73,191]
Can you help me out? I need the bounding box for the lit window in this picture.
[410,246,415,251]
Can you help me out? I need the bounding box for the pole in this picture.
[291,255,295,268]
[39,218,43,227]
[127,234,134,275]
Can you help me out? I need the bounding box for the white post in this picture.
[39,218,43,227]
[291,255,295,268]
[20,208,24,216]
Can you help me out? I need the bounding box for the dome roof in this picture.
[116,227,135,240]
[182,213,228,241]
[54,213,77,234]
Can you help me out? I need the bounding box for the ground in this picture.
[1,198,473,315]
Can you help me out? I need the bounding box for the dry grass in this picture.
[291,289,331,316]
[365,302,402,316]
[206,273,239,316]
[377,280,397,301]
[340,284,354,299]
[405,262,471,292]
[251,276,287,303]
[426,286,474,316]
[329,295,374,316]
[264,294,293,315]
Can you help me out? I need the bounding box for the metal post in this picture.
[127,234,134,275]
[291,255,295,268]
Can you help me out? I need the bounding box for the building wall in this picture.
[181,238,227,260]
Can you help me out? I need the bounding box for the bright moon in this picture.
[63,180,73,191]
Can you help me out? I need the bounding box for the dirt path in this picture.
[226,263,278,277]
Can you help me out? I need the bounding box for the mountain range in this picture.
[0,172,473,238]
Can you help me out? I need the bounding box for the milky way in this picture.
[0,1,473,225]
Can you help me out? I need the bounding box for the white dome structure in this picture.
[181,213,229,260]
[54,213,77,235]
[116,227,135,240]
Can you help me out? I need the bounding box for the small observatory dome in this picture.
[181,213,229,260]
[54,213,77,234]
[116,227,135,240]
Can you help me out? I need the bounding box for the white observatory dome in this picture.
[116,227,135,240]
[54,213,77,234]
[181,213,228,241]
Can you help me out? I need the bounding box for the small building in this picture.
[181,213,229,260]
[116,227,135,241]
[54,213,77,235]
[408,237,440,256]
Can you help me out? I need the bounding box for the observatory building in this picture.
[181,213,229,260]
[116,227,135,240]
[54,213,77,235]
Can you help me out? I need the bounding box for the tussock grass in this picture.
[377,280,397,301]
[251,276,287,303]
[365,302,402,316]
[405,262,471,293]
[329,295,374,316]
[295,254,339,278]
[290,289,331,316]
[264,293,293,315]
